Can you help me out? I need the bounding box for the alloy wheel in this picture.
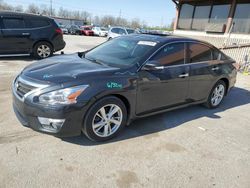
[92,104,123,137]
[211,84,225,106]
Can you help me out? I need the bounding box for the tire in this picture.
[83,96,127,142]
[204,80,226,109]
[33,42,53,59]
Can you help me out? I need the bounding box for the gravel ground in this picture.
[0,35,250,188]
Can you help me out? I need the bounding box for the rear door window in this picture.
[150,42,185,66]
[27,19,50,28]
[3,18,26,29]
[188,43,213,63]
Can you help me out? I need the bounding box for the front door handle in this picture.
[178,73,189,78]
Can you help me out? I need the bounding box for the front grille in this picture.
[15,80,37,98]
[13,76,49,100]
[14,77,37,99]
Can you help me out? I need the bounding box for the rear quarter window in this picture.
[212,48,228,60]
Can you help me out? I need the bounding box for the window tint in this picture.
[178,4,194,29]
[188,43,212,63]
[192,5,211,31]
[151,43,185,66]
[178,2,232,31]
[111,28,120,34]
[210,4,230,24]
[3,18,25,29]
[28,19,50,28]
[233,3,250,34]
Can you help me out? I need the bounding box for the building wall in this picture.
[53,17,84,26]
[174,30,250,64]
[173,0,250,64]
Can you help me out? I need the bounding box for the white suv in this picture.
[107,27,135,40]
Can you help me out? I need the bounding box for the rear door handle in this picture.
[178,73,189,78]
[212,66,219,71]
[22,33,30,36]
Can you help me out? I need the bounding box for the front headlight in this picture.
[39,85,89,105]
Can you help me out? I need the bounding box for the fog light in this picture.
[38,117,65,131]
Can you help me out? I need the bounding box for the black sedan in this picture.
[12,34,237,141]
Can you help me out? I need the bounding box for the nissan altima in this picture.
[12,34,237,141]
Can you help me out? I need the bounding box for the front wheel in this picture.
[204,80,226,109]
[83,96,127,142]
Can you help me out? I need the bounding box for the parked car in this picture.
[12,34,237,141]
[107,27,135,40]
[67,25,82,35]
[92,27,108,37]
[59,25,68,34]
[0,12,65,59]
[80,26,94,36]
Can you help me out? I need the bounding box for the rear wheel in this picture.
[204,80,226,108]
[83,96,127,142]
[33,42,53,59]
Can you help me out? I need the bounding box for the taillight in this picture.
[55,28,63,35]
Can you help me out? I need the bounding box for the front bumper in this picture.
[12,85,88,137]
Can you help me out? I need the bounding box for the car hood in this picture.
[22,53,120,84]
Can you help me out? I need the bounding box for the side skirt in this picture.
[127,100,206,125]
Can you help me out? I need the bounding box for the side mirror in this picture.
[78,50,89,58]
[141,61,164,71]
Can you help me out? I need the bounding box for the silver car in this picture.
[60,25,69,34]
[107,27,135,40]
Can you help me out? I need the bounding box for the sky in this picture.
[4,0,176,26]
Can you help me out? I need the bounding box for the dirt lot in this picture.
[0,35,250,188]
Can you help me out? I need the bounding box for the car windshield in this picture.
[85,37,157,68]
[126,29,135,34]
[101,27,107,31]
[84,27,91,30]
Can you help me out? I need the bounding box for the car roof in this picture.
[123,34,214,47]
[0,11,51,19]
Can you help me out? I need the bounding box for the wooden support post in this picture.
[225,0,237,33]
